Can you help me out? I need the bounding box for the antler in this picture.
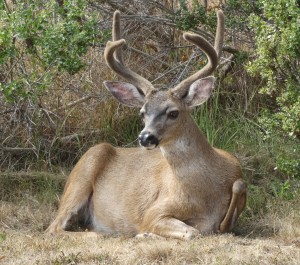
[104,11,155,96]
[171,10,225,98]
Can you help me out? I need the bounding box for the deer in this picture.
[46,10,247,240]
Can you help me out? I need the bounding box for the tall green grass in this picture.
[0,171,65,203]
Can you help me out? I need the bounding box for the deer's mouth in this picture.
[143,143,159,150]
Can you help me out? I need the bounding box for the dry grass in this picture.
[1,223,300,265]
[1,172,300,265]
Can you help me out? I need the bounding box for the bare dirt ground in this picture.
[1,172,300,264]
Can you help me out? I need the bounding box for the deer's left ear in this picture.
[183,76,215,107]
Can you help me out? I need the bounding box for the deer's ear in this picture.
[183,76,215,107]
[103,81,145,107]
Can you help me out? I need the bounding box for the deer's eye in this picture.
[168,110,179,120]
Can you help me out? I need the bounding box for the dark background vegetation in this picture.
[0,0,299,228]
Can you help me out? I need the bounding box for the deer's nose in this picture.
[138,132,159,148]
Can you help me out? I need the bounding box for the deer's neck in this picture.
[160,114,215,180]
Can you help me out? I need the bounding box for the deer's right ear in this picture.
[103,81,145,107]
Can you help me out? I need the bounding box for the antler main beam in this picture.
[105,10,225,98]
[171,10,225,98]
[104,11,155,96]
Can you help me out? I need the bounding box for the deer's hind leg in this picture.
[219,179,247,233]
[46,143,116,234]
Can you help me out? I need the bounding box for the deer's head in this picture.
[104,11,224,149]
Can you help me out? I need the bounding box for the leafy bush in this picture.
[247,0,300,139]
[172,0,207,31]
[246,0,300,178]
[227,0,260,26]
[0,0,98,102]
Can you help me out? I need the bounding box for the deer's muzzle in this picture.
[138,132,159,149]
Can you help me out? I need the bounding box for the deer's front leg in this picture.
[139,216,199,240]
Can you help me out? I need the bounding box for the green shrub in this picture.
[247,0,300,139]
[246,0,300,179]
[0,0,99,102]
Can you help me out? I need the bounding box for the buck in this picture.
[47,10,247,239]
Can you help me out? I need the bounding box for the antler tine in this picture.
[104,11,155,96]
[171,10,225,98]
[214,10,225,60]
[112,10,123,65]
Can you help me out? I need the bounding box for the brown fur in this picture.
[47,93,246,239]
[47,10,247,240]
